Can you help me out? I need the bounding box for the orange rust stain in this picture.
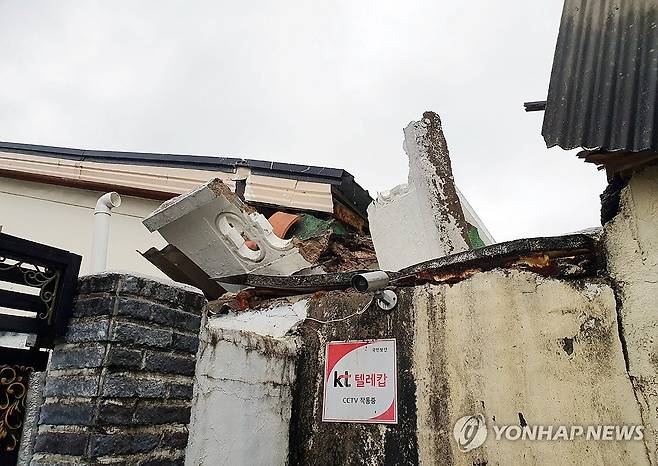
[418,268,480,284]
[512,254,551,268]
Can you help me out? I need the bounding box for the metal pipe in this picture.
[90,192,121,273]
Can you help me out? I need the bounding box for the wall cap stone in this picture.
[77,272,207,311]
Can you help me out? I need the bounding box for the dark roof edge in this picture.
[0,141,373,217]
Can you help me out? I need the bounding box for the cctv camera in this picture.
[351,271,398,311]
[351,271,390,293]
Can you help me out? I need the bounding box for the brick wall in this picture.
[30,273,206,465]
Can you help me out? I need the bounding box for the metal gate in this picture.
[0,233,81,464]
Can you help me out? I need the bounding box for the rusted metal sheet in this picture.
[577,149,658,173]
[217,272,361,292]
[333,199,368,233]
[141,245,225,299]
[543,0,658,152]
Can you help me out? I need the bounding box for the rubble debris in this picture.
[207,289,291,314]
[314,233,378,272]
[142,178,312,289]
[295,232,378,273]
[289,213,349,241]
[368,111,492,272]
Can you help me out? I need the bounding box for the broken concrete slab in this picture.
[143,179,311,286]
[368,111,493,271]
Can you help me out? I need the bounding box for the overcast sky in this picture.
[0,1,607,242]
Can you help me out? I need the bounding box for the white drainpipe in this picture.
[90,192,122,274]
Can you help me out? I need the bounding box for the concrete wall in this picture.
[0,176,166,277]
[604,163,658,462]
[288,270,650,465]
[186,300,307,466]
[411,272,645,465]
[17,372,46,466]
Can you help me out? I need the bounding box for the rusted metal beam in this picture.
[215,233,603,295]
[524,101,547,112]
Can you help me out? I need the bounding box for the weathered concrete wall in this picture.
[605,163,658,463]
[289,291,419,465]
[289,270,650,465]
[186,300,307,466]
[413,271,646,465]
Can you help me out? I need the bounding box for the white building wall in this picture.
[0,176,167,277]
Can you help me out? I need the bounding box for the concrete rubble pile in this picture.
[141,176,378,300]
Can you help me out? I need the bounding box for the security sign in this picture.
[322,339,397,424]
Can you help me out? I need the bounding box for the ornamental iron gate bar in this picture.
[0,347,48,464]
[0,233,81,464]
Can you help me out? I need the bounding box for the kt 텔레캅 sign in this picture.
[322,339,397,424]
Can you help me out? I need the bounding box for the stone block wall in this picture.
[30,273,206,465]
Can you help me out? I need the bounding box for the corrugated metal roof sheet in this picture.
[542,0,658,152]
